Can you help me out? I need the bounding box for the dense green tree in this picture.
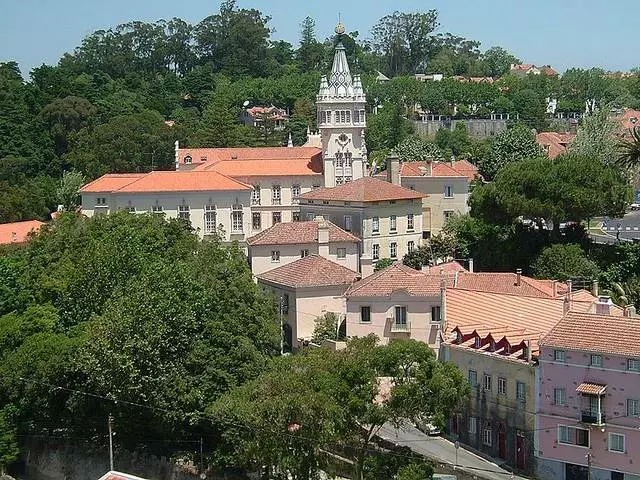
[481,46,520,77]
[393,135,442,161]
[568,107,620,165]
[478,123,544,180]
[56,170,85,211]
[0,405,19,474]
[40,96,97,155]
[311,312,340,344]
[374,258,394,272]
[297,17,325,72]
[365,103,413,156]
[532,244,599,281]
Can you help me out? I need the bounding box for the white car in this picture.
[630,203,640,211]
[415,415,441,435]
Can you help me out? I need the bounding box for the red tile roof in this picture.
[540,311,640,357]
[80,174,146,193]
[536,132,576,159]
[82,171,252,194]
[299,177,424,203]
[540,65,559,76]
[454,272,567,298]
[423,260,467,274]
[0,220,44,245]
[247,219,359,246]
[575,382,607,395]
[400,161,467,178]
[345,263,450,297]
[451,160,481,181]
[614,109,640,132]
[257,254,359,289]
[178,147,323,176]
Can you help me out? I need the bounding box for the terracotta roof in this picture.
[82,171,252,194]
[536,132,576,159]
[345,263,450,297]
[451,160,481,181]
[80,174,146,193]
[575,382,607,395]
[0,220,44,245]
[454,271,567,298]
[257,255,359,289]
[540,311,640,358]
[178,147,323,176]
[399,161,467,178]
[445,289,607,358]
[423,260,467,274]
[511,63,536,72]
[299,177,424,203]
[247,219,359,246]
[614,109,640,132]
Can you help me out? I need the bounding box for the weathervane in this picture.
[335,13,345,36]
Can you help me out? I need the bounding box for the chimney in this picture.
[552,280,558,297]
[287,132,293,148]
[591,280,599,297]
[316,216,330,258]
[11,232,17,243]
[360,255,374,278]
[515,268,522,287]
[595,296,613,316]
[526,340,532,362]
[563,295,571,315]
[566,279,572,302]
[174,140,180,171]
[386,154,400,185]
[625,305,637,317]
[468,258,474,273]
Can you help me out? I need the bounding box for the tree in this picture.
[402,246,431,270]
[297,17,325,72]
[0,405,18,474]
[478,123,544,180]
[568,107,619,165]
[393,135,442,161]
[532,244,599,281]
[365,102,413,155]
[39,95,97,155]
[374,258,394,272]
[481,46,520,77]
[617,126,640,170]
[311,312,340,344]
[371,11,440,76]
[57,170,86,212]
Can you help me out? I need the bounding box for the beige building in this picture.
[298,177,424,275]
[246,216,360,276]
[257,254,359,349]
[80,171,253,243]
[344,263,448,347]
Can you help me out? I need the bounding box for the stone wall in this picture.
[413,119,507,139]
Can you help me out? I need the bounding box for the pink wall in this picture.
[345,292,441,347]
[538,346,640,472]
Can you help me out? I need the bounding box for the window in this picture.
[627,399,640,417]
[498,377,507,395]
[390,242,397,259]
[232,205,243,232]
[390,215,397,232]
[554,388,567,406]
[628,359,640,371]
[516,381,526,401]
[178,205,190,221]
[443,210,454,222]
[608,433,625,453]
[306,212,315,221]
[272,185,281,205]
[204,205,216,234]
[468,416,477,434]
[346,110,351,123]
[252,186,261,205]
[590,354,602,367]
[394,306,407,325]
[292,184,300,198]
[554,350,567,362]
[372,216,379,233]
[293,212,300,222]
[152,205,163,214]
[444,185,454,198]
[272,212,281,224]
[344,215,352,232]
[96,197,107,206]
[252,212,261,230]
[184,154,192,164]
[408,240,415,252]
[483,374,492,391]
[431,306,441,323]
[468,370,478,386]
[271,250,280,263]
[337,247,346,259]
[558,425,589,447]
[361,306,371,323]
[407,213,414,231]
[483,428,492,446]
[300,249,309,258]
[127,206,136,213]
[372,244,380,260]
[612,473,624,480]
[312,184,320,189]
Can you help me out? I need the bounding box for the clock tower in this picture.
[317,23,368,188]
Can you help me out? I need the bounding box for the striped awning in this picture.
[576,382,607,395]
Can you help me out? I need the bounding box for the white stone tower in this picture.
[317,23,368,188]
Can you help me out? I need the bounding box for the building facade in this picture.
[537,308,640,480]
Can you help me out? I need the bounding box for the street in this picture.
[377,423,529,480]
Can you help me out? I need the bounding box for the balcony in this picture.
[272,198,281,206]
[581,410,606,425]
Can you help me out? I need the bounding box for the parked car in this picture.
[415,415,441,435]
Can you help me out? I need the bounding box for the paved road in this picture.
[601,211,640,240]
[377,423,528,480]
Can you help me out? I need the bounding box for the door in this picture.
[516,433,526,469]
[498,424,507,459]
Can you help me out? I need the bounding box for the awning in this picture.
[576,382,607,395]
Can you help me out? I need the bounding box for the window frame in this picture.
[252,185,261,205]
[252,212,261,230]
[231,205,243,232]
[344,215,352,232]
[590,354,602,367]
[272,185,281,205]
[468,416,477,435]
[516,381,526,401]
[361,306,371,323]
[482,428,492,446]
[431,306,441,323]
[390,242,397,259]
[444,185,454,198]
[337,247,347,259]
[498,377,507,395]
[271,250,281,263]
[628,359,640,372]
[554,387,567,406]
[372,216,380,234]
[300,249,309,258]
[554,350,567,362]
[372,244,380,260]
[291,184,301,199]
[627,398,640,417]
[483,374,492,392]
[407,213,414,231]
[394,306,407,325]
[608,432,625,453]
[390,215,397,232]
[407,240,415,252]
[557,425,590,447]
[272,211,282,225]
[468,369,478,387]
[178,205,190,220]
[204,205,217,234]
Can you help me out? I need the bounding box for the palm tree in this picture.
[617,126,640,170]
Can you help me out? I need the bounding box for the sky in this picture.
[1,0,638,77]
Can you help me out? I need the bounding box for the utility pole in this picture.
[108,414,114,471]
[586,452,592,480]
[279,295,284,355]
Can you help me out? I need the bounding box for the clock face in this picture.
[339,133,348,143]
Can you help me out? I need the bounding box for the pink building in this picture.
[537,306,640,480]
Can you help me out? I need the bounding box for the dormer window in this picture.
[184,154,192,164]
[474,337,481,348]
